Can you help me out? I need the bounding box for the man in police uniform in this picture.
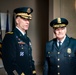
[43,18,76,75]
[2,7,36,75]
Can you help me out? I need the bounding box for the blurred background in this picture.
[0,0,76,75]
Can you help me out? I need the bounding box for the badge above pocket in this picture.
[64,48,75,57]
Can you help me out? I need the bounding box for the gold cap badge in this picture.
[27,8,31,13]
[67,48,71,54]
[57,18,61,23]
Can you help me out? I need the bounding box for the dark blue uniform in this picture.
[2,28,36,75]
[43,35,76,75]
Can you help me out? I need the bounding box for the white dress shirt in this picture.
[57,35,66,47]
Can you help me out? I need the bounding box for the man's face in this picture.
[16,17,30,32]
[54,27,67,40]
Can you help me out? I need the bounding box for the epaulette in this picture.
[6,32,13,34]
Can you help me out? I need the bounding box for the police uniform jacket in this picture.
[43,35,76,75]
[2,28,36,75]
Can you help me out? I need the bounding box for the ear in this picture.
[53,29,56,34]
[16,17,20,24]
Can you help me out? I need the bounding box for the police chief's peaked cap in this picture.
[50,18,68,28]
[13,7,33,20]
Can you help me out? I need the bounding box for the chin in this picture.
[58,37,64,40]
[25,28,28,30]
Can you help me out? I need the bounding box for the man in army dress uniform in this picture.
[43,18,76,75]
[2,7,36,75]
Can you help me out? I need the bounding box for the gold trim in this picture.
[6,32,13,34]
[16,13,32,19]
[53,24,66,28]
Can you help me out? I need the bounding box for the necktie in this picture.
[58,41,61,49]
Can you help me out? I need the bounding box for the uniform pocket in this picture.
[64,52,75,57]
[46,51,57,57]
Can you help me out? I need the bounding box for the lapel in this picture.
[60,35,70,50]
[53,38,59,51]
[53,35,70,51]
[13,28,29,45]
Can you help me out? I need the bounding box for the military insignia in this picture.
[67,48,71,54]
[20,52,24,56]
[6,32,13,34]
[18,41,25,44]
[27,8,31,13]
[20,34,22,36]
[16,36,18,39]
[57,18,61,23]
[13,70,18,75]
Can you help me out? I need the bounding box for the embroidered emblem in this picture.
[20,52,24,56]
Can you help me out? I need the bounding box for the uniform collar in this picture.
[57,35,66,45]
[16,26,26,35]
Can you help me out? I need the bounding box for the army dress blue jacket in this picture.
[2,28,36,75]
[43,35,76,75]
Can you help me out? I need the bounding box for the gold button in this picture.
[58,58,60,61]
[22,47,23,49]
[58,52,60,54]
[58,72,60,75]
[57,65,60,68]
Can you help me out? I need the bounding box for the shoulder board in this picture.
[6,32,13,34]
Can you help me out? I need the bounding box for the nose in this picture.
[26,20,29,23]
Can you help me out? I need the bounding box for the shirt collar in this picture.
[16,26,26,35]
[57,35,66,45]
